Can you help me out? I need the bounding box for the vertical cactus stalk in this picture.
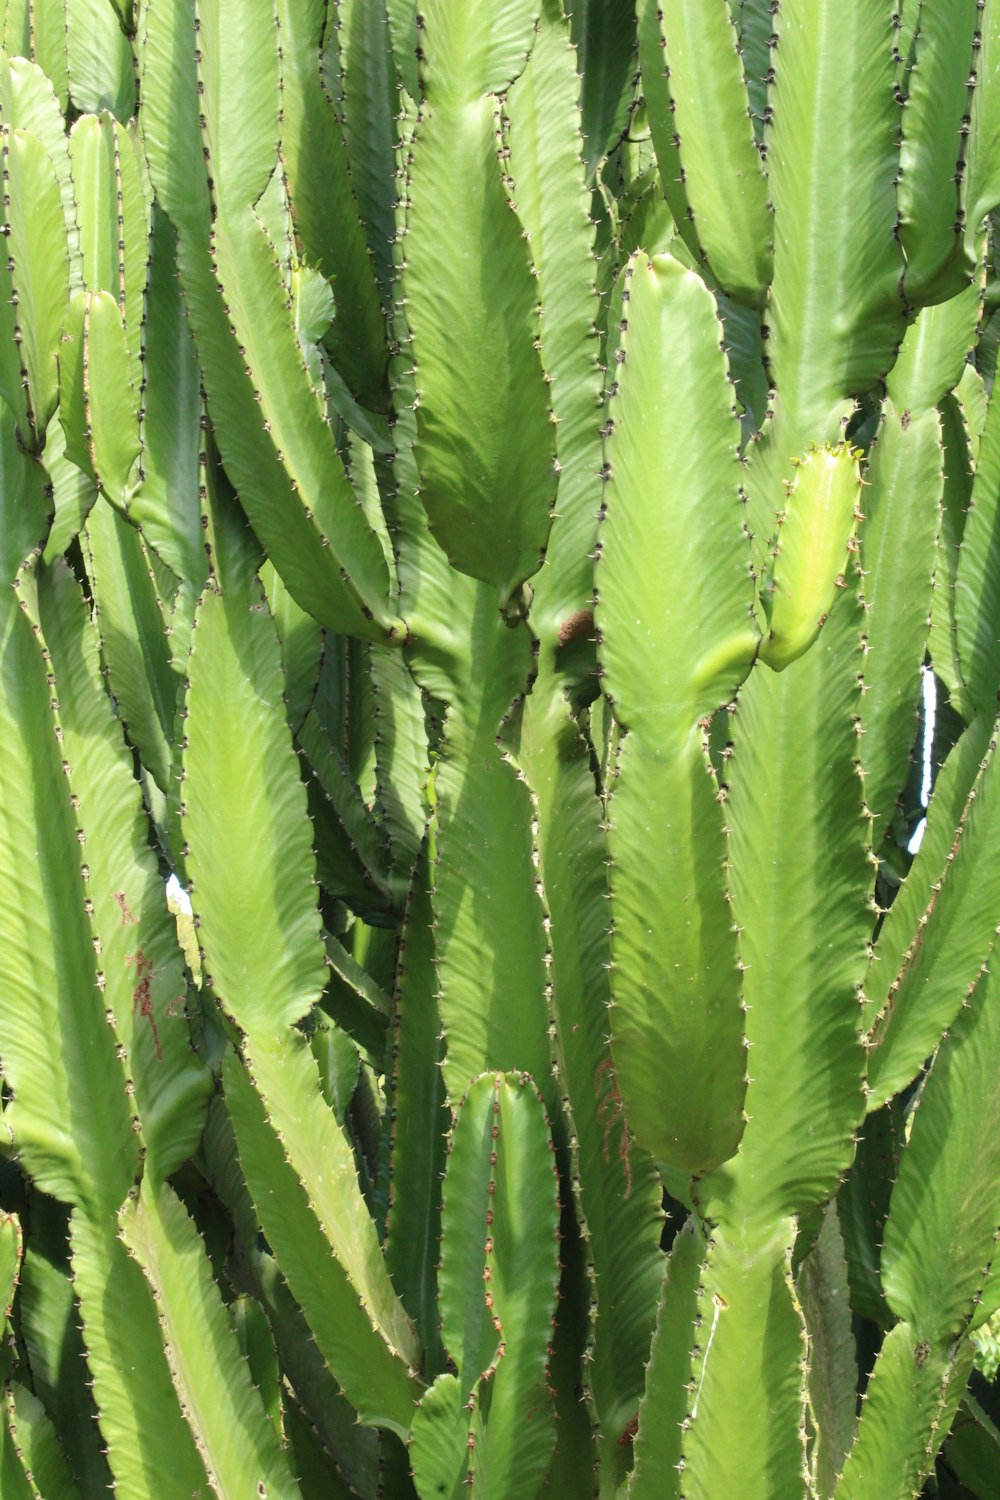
[597,251,758,1174]
[857,286,981,839]
[181,538,422,1428]
[683,586,870,1498]
[626,1218,705,1500]
[638,0,772,307]
[403,0,556,599]
[837,954,1000,1498]
[409,1073,561,1500]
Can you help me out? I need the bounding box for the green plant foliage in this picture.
[0,5,999,1497]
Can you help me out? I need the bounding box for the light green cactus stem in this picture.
[323,0,399,308]
[127,205,206,590]
[65,0,135,119]
[71,1209,212,1498]
[674,584,870,1500]
[224,1037,424,1434]
[82,491,176,797]
[956,353,1000,716]
[758,442,864,672]
[34,556,210,1184]
[403,0,557,599]
[858,286,981,842]
[638,0,771,307]
[382,844,448,1378]
[5,1378,78,1498]
[837,954,1000,1499]
[865,717,1000,1111]
[424,609,552,1109]
[59,289,140,505]
[597,251,758,1174]
[0,121,69,450]
[120,1180,303,1499]
[0,575,140,1216]
[765,0,905,431]
[181,553,423,1430]
[69,109,147,390]
[408,1071,561,1500]
[896,2,980,304]
[626,1217,703,1500]
[931,387,980,722]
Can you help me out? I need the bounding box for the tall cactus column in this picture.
[686,580,871,1499]
[596,251,759,1179]
[393,0,561,1121]
[595,252,873,1497]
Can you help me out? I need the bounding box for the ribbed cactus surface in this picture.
[0,2,999,1497]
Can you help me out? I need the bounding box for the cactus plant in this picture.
[0,2,1000,1497]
